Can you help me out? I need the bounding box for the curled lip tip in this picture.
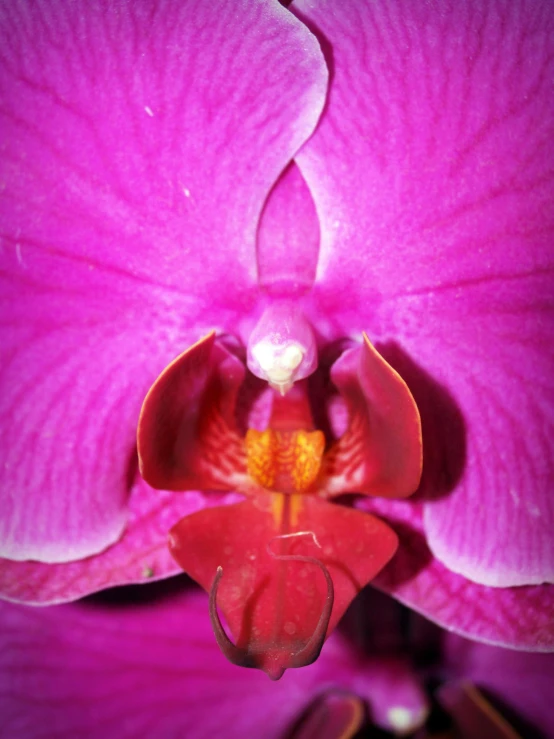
[209,567,247,668]
[208,554,334,679]
[275,552,334,670]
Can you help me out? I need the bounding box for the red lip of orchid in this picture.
[137,328,422,678]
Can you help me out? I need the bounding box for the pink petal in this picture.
[293,0,554,586]
[0,0,327,562]
[257,162,320,294]
[359,496,554,651]
[0,474,241,605]
[421,282,554,586]
[0,584,427,738]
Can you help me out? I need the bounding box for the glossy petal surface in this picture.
[0,584,427,738]
[169,496,398,676]
[0,0,327,561]
[257,162,320,294]
[0,476,242,605]
[359,496,554,651]
[294,0,554,586]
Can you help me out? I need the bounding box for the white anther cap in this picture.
[247,300,317,394]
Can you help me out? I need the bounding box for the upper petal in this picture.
[257,162,320,294]
[420,276,554,586]
[293,0,554,586]
[0,0,327,562]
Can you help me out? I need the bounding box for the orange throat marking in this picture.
[245,428,325,496]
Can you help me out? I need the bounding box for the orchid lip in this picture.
[141,330,421,674]
[209,551,334,680]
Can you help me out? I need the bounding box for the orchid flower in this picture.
[135,325,421,678]
[1,0,553,682]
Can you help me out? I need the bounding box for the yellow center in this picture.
[245,428,325,494]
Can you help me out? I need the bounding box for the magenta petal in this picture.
[359,497,554,651]
[0,0,327,561]
[294,0,554,586]
[0,477,245,605]
[257,162,320,294]
[0,587,427,738]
